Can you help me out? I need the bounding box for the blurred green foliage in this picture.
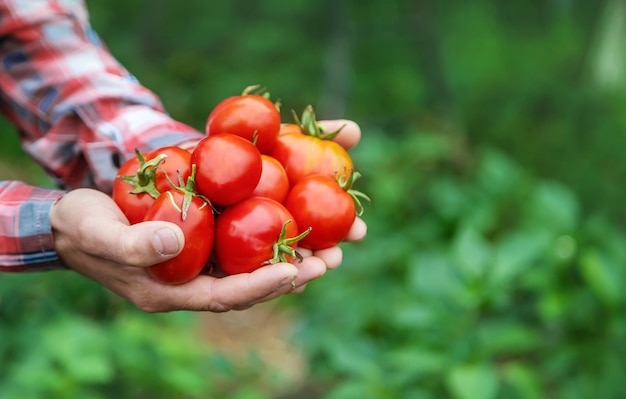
[293,131,626,398]
[3,0,626,398]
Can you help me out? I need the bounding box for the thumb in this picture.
[51,188,185,268]
[96,221,185,267]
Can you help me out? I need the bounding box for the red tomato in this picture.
[144,188,215,285]
[206,92,281,154]
[190,133,263,206]
[113,150,163,224]
[285,173,364,250]
[270,107,353,186]
[113,147,193,224]
[152,146,192,193]
[251,155,290,203]
[214,196,309,275]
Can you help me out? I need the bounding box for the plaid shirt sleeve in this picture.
[0,181,65,271]
[0,0,204,271]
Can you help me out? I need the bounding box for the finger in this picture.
[295,218,366,257]
[345,217,367,242]
[297,247,313,258]
[292,283,308,294]
[312,246,343,270]
[318,119,361,150]
[292,256,327,288]
[147,262,299,312]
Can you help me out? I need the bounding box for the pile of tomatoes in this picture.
[112,86,368,285]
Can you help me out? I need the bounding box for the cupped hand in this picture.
[175,118,367,294]
[50,187,305,312]
[50,119,366,312]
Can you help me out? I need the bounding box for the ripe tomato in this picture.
[144,186,215,285]
[270,106,353,186]
[113,150,163,224]
[113,147,193,224]
[152,146,192,193]
[206,88,281,154]
[190,133,263,206]
[214,196,309,275]
[285,172,368,250]
[278,123,301,136]
[251,155,290,203]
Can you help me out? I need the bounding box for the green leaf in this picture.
[325,381,379,399]
[412,131,455,163]
[446,363,499,399]
[391,302,438,329]
[386,347,447,376]
[323,335,381,379]
[524,180,580,232]
[409,251,478,308]
[502,362,543,399]
[42,317,113,384]
[579,249,622,306]
[489,228,552,286]
[452,225,493,281]
[477,320,542,356]
[476,148,525,197]
[429,177,469,221]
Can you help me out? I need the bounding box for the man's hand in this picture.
[50,119,366,312]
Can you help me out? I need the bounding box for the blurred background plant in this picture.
[2,0,626,398]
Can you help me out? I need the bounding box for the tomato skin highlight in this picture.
[214,197,301,275]
[285,175,356,250]
[270,132,354,187]
[144,190,215,285]
[251,155,290,203]
[190,133,263,206]
[206,95,281,154]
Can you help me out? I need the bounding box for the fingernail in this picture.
[152,228,180,256]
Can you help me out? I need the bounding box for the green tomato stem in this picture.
[118,149,165,199]
[337,169,371,217]
[291,105,344,141]
[174,164,215,221]
[267,220,311,265]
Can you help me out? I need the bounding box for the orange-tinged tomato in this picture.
[279,123,302,136]
[270,133,353,187]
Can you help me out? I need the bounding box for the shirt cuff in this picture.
[0,183,66,272]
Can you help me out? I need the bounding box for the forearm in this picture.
[0,0,203,269]
[0,0,203,193]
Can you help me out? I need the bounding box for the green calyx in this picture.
[337,169,371,217]
[292,105,344,141]
[267,219,312,265]
[242,84,267,97]
[173,164,213,221]
[241,84,281,111]
[177,164,197,221]
[119,149,165,199]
